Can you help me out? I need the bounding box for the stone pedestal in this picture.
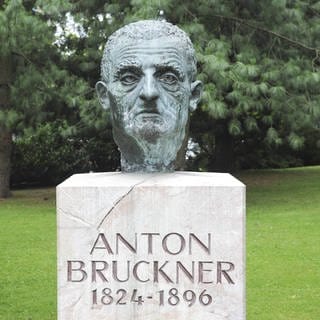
[57,172,245,320]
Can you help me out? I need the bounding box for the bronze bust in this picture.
[96,20,202,172]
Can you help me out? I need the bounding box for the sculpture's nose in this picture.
[139,71,159,102]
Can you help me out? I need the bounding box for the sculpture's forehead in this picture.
[109,37,187,66]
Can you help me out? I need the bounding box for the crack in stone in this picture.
[58,207,93,228]
[71,290,86,320]
[97,177,150,229]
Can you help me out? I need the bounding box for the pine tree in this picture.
[3,0,319,197]
[0,0,91,197]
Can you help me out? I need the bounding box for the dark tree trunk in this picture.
[212,123,234,172]
[0,55,12,198]
[0,128,12,198]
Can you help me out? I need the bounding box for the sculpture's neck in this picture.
[121,157,175,173]
[120,140,176,172]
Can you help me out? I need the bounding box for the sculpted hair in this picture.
[101,20,197,82]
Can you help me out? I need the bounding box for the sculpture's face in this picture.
[99,37,198,143]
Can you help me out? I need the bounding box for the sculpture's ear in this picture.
[189,80,203,112]
[96,81,110,110]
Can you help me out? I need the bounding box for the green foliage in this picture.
[0,0,123,192]
[2,0,320,186]
[11,121,119,186]
[178,0,320,170]
[0,0,54,56]
[0,0,92,133]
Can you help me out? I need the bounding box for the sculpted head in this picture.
[96,20,202,172]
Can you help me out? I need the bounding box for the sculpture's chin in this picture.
[132,117,170,142]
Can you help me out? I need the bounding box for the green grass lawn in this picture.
[0,189,56,320]
[0,166,319,319]
[237,166,320,320]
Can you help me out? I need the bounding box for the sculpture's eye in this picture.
[120,73,139,85]
[159,72,179,85]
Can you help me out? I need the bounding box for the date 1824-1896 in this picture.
[92,288,213,307]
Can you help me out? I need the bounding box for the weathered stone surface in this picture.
[57,172,245,320]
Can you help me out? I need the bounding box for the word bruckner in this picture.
[66,232,236,285]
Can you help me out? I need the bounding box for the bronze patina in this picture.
[96,20,202,172]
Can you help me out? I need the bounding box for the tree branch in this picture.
[12,51,34,65]
[211,14,319,55]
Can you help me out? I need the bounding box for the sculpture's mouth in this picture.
[135,112,163,124]
[137,109,160,115]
